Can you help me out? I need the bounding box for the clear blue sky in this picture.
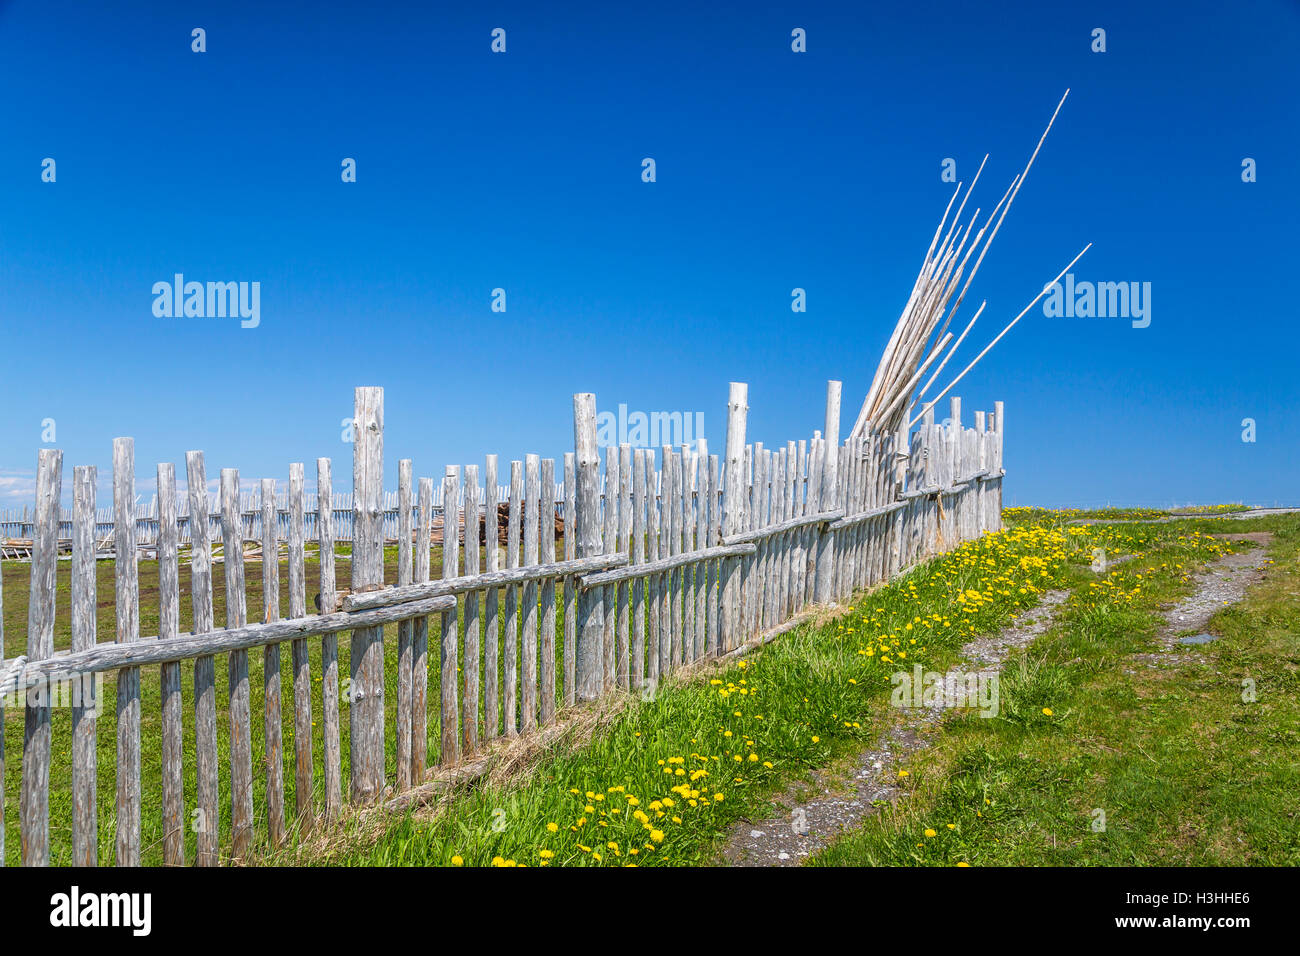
[1,0,1296,509]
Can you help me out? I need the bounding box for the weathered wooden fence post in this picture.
[115,439,142,866]
[71,464,98,866]
[395,459,414,790]
[720,382,748,652]
[20,448,61,866]
[815,382,841,603]
[441,466,461,761]
[573,393,603,700]
[186,451,220,863]
[158,463,184,863]
[350,386,386,804]
[221,466,252,860]
[317,457,343,821]
[994,401,1005,530]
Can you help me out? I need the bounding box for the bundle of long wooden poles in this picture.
[850,90,1091,439]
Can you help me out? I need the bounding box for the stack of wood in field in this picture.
[849,90,1091,440]
[429,503,565,547]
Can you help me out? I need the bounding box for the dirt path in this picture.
[1127,532,1271,670]
[718,590,1069,866]
[718,531,1273,867]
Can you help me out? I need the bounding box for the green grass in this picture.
[1,542,569,866]
[8,510,1290,867]
[316,517,1210,866]
[810,514,1300,866]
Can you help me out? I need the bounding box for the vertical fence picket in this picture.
[484,457,501,735]
[441,467,461,763]
[707,453,721,656]
[186,451,220,863]
[617,444,632,687]
[113,440,143,867]
[602,447,619,689]
[721,384,748,652]
[414,475,433,773]
[158,464,184,864]
[540,458,558,724]
[505,461,522,731]
[694,440,709,660]
[573,394,603,701]
[221,468,253,859]
[463,464,482,751]
[522,455,540,731]
[350,386,385,804]
[20,448,60,866]
[287,463,311,828]
[562,453,577,707]
[646,449,661,688]
[259,478,286,848]
[71,465,98,866]
[317,457,343,821]
[631,449,647,689]
[395,461,414,791]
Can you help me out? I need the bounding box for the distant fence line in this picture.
[0,486,574,549]
[0,381,1004,867]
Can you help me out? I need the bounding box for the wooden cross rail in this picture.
[827,500,909,531]
[578,542,756,589]
[721,508,844,546]
[2,595,455,691]
[339,552,628,611]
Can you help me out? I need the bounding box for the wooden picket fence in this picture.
[0,381,1004,866]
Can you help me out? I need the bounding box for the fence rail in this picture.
[0,381,1004,866]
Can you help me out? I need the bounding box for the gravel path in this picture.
[718,590,1069,866]
[1127,533,1270,670]
[718,528,1274,867]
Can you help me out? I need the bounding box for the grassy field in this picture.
[811,512,1300,867]
[1,541,560,866]
[4,507,1292,866]
[312,511,1255,866]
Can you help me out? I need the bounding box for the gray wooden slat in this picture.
[482,458,499,739]
[20,448,60,866]
[158,463,184,865]
[414,475,433,774]
[186,450,219,865]
[660,445,675,674]
[114,440,142,867]
[540,458,557,725]
[707,453,721,656]
[721,384,747,652]
[521,455,539,732]
[221,467,253,859]
[350,387,386,803]
[572,394,603,701]
[631,449,647,689]
[317,457,343,821]
[647,449,661,685]
[70,465,99,866]
[288,463,311,828]
[440,467,462,763]
[259,477,286,848]
[0,535,5,866]
[678,446,692,663]
[694,441,709,659]
[396,460,414,790]
[616,444,632,687]
[601,446,619,690]
[561,453,576,707]
[462,464,481,752]
[504,460,521,733]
